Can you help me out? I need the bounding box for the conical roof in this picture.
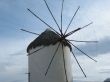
[27,29,71,53]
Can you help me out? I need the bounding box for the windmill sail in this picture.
[25,0,98,81]
[27,29,73,82]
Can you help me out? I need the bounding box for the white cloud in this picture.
[0,0,110,82]
[72,53,110,81]
[0,37,30,82]
[64,0,110,41]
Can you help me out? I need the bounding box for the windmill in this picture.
[21,0,98,82]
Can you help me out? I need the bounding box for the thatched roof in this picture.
[27,29,71,53]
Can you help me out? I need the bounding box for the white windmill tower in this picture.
[21,0,98,82]
[27,29,73,82]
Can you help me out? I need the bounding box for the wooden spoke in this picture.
[43,0,62,34]
[28,46,45,56]
[69,41,97,62]
[68,39,98,43]
[65,22,93,37]
[27,8,60,36]
[64,6,80,35]
[71,50,86,77]
[61,0,64,35]
[20,29,40,35]
[45,43,60,76]
[61,44,68,82]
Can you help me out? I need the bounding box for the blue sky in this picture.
[0,0,110,82]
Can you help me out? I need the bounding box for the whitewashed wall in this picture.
[28,42,73,82]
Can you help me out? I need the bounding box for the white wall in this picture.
[28,42,73,82]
